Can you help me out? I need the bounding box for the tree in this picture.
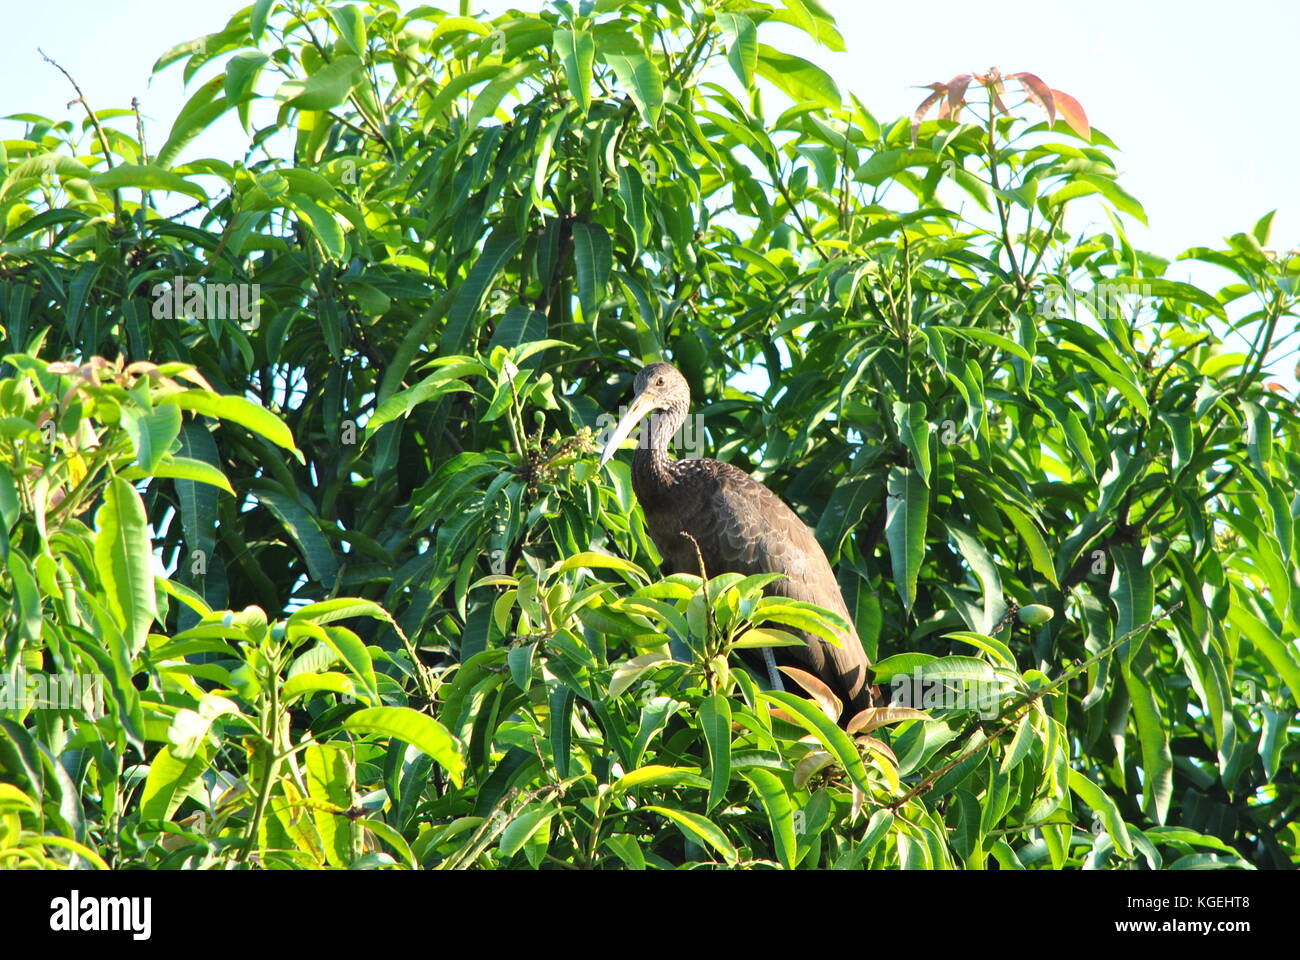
[0,0,1295,869]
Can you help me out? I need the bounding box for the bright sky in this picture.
[4,0,1296,373]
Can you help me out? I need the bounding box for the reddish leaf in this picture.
[846,705,930,735]
[944,74,972,121]
[1050,87,1091,141]
[857,735,898,766]
[977,67,1009,114]
[1010,72,1055,127]
[793,749,835,789]
[778,664,842,721]
[911,83,948,144]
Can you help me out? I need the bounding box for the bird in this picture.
[598,361,878,724]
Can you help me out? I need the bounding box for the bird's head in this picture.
[598,362,691,467]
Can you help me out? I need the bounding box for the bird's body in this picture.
[601,363,876,723]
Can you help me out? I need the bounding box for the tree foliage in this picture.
[0,0,1296,869]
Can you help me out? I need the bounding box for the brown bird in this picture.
[599,362,877,723]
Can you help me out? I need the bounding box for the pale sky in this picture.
[4,0,1296,374]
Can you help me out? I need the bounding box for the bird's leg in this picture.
[761,647,785,693]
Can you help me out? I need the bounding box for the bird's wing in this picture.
[692,463,875,715]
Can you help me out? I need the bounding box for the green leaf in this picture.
[358,817,417,869]
[343,707,465,787]
[290,597,392,627]
[282,672,355,704]
[140,744,210,821]
[642,806,738,866]
[699,694,732,812]
[550,685,575,779]
[278,55,364,110]
[468,60,545,128]
[946,631,1016,668]
[892,401,932,486]
[933,325,1033,363]
[365,365,478,435]
[869,652,937,683]
[1000,714,1036,774]
[120,403,182,472]
[838,809,894,868]
[157,390,301,460]
[167,694,240,759]
[1167,854,1256,870]
[1061,410,1097,480]
[572,221,611,319]
[123,455,233,495]
[1240,399,1271,478]
[913,655,996,684]
[606,652,669,699]
[499,802,557,859]
[609,764,706,797]
[946,520,1006,634]
[549,551,647,581]
[155,77,230,168]
[773,0,844,50]
[225,51,269,130]
[855,148,940,182]
[6,552,41,645]
[95,477,157,658]
[91,164,209,203]
[755,45,840,109]
[425,63,505,123]
[740,768,796,869]
[1227,596,1300,707]
[553,29,594,116]
[442,230,521,355]
[1251,209,1276,245]
[250,0,274,42]
[616,163,648,250]
[1080,175,1148,225]
[760,690,874,795]
[249,481,339,586]
[289,195,346,260]
[330,5,367,55]
[602,51,663,125]
[1064,347,1151,418]
[1110,544,1153,643]
[999,503,1060,589]
[885,466,928,612]
[1122,663,1173,824]
[951,789,982,862]
[602,834,646,869]
[715,13,757,88]
[1068,769,1133,857]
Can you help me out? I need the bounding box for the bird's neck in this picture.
[632,444,676,503]
[631,405,683,504]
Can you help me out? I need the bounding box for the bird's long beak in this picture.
[598,391,657,467]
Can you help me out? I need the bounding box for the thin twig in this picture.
[40,49,123,224]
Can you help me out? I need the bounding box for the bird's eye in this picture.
[656,377,664,385]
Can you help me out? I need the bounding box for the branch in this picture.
[884,600,1184,811]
